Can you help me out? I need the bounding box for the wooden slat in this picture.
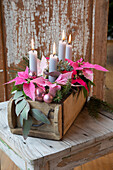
[0,0,7,101]
[93,0,109,99]
[83,0,93,61]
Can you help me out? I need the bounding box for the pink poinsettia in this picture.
[55,72,73,85]
[72,77,89,92]
[6,68,61,100]
[65,58,108,91]
[6,67,35,101]
[66,58,108,72]
[31,77,61,97]
[83,69,93,82]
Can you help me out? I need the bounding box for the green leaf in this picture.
[20,114,23,127]
[15,99,27,116]
[21,102,30,120]
[89,80,95,86]
[15,96,25,105]
[11,84,19,93]
[13,91,24,100]
[31,109,50,124]
[82,87,87,98]
[23,116,32,140]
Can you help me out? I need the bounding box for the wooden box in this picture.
[8,90,86,140]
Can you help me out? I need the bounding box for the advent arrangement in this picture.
[6,30,108,140]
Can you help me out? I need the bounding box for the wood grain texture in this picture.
[63,90,86,135]
[1,149,113,170]
[0,0,95,100]
[1,102,113,169]
[93,0,109,99]
[0,0,7,101]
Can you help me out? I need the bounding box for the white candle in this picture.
[49,42,57,82]
[65,34,72,60]
[58,30,66,61]
[29,39,37,74]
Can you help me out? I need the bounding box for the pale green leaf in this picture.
[31,109,50,124]
[21,102,30,120]
[15,96,25,105]
[15,99,27,116]
[14,91,24,100]
[20,114,23,127]
[23,117,32,140]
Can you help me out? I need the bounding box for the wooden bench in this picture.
[0,101,113,170]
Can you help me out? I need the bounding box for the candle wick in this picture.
[32,49,34,52]
[62,40,65,42]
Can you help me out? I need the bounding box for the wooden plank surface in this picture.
[1,149,113,170]
[0,101,113,169]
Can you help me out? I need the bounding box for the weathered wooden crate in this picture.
[8,90,86,140]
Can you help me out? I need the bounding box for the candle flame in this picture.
[53,42,56,55]
[31,39,34,50]
[68,34,71,44]
[62,30,65,41]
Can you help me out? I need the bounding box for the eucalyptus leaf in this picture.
[15,96,25,105]
[14,91,24,100]
[31,109,50,124]
[20,114,23,127]
[21,102,30,120]
[15,99,27,116]
[23,116,32,140]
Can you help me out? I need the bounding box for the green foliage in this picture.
[15,99,27,116]
[57,60,73,72]
[53,90,63,103]
[86,97,113,118]
[31,109,50,124]
[15,96,25,105]
[13,91,51,139]
[22,116,33,140]
[13,91,24,100]
[21,102,30,120]
[20,114,23,127]
[62,81,72,96]
[11,84,23,93]
[82,86,88,98]
[108,0,113,38]
[53,81,72,103]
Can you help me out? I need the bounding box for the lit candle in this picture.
[58,30,66,61]
[65,34,72,60]
[49,42,57,82]
[29,39,37,74]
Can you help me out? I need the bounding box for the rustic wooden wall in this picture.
[93,0,109,99]
[0,0,7,101]
[0,0,109,101]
